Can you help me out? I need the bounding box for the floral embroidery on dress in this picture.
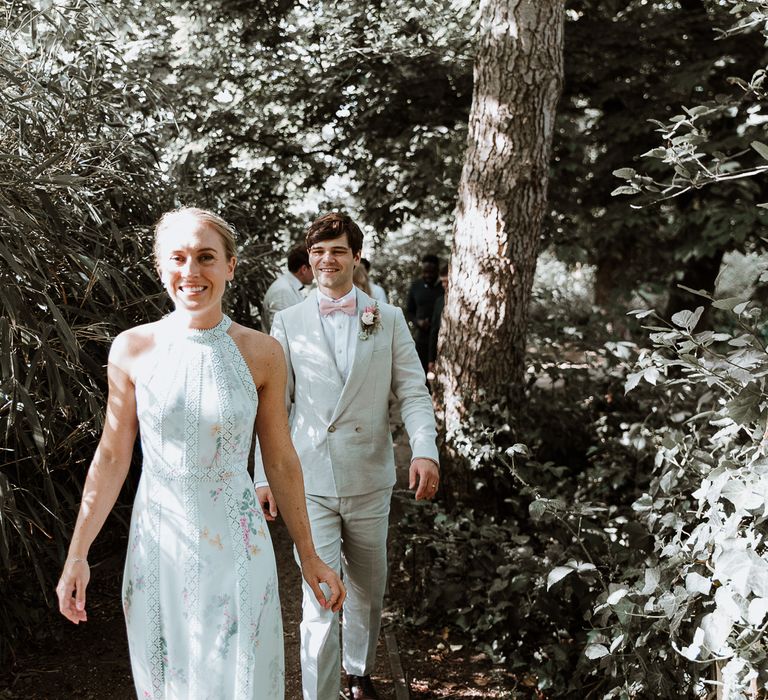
[201,526,224,550]
[159,635,188,684]
[123,579,134,622]
[249,575,278,646]
[204,594,239,658]
[239,488,267,559]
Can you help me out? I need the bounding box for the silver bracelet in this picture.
[70,557,88,564]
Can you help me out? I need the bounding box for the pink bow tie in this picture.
[319,296,356,316]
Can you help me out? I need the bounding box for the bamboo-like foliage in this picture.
[0,1,171,658]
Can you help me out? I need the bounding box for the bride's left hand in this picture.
[301,555,345,613]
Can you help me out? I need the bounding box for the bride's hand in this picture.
[56,558,90,624]
[301,555,345,613]
[255,486,278,521]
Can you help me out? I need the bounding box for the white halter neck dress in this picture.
[122,314,283,699]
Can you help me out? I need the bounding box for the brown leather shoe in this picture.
[346,674,381,700]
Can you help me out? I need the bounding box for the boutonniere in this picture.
[358,303,381,340]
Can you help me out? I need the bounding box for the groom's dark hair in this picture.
[305,212,364,255]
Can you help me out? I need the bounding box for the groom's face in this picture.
[308,233,361,297]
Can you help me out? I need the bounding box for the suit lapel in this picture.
[330,288,376,422]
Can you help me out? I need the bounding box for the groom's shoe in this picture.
[346,674,381,700]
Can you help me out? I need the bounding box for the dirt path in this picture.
[0,518,396,700]
[1,438,517,699]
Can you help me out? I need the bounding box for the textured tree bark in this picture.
[437,0,564,434]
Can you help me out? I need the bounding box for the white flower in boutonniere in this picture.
[358,302,381,340]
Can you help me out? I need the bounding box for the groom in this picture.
[254,212,440,700]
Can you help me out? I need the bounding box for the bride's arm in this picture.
[254,336,345,613]
[56,331,140,624]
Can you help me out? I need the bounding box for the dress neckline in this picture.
[165,312,232,341]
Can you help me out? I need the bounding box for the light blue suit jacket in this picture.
[254,288,438,497]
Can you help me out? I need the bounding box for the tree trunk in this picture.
[437,0,564,434]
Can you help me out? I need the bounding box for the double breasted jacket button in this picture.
[328,425,336,433]
[354,426,362,433]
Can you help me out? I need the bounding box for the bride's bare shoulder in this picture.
[228,323,283,382]
[110,320,163,364]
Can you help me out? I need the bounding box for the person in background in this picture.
[360,258,387,305]
[406,253,443,371]
[427,264,449,379]
[262,244,314,331]
[353,263,372,296]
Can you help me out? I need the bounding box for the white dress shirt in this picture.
[317,287,358,382]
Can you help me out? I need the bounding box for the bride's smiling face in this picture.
[156,222,236,314]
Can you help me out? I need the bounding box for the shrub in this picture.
[585,298,768,697]
[0,3,170,661]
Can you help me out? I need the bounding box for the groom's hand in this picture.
[410,458,440,500]
[255,486,278,520]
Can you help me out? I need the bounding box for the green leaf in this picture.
[685,572,711,595]
[606,587,629,605]
[584,643,609,659]
[505,443,529,457]
[750,141,768,161]
[625,371,643,394]
[670,306,704,333]
[712,296,747,311]
[611,185,641,196]
[725,383,763,425]
[747,598,768,626]
[701,610,733,654]
[547,566,575,591]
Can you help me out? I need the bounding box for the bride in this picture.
[56,207,344,699]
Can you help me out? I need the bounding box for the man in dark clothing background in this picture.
[406,254,444,371]
[427,264,449,378]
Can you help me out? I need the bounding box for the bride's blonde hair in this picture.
[153,207,237,267]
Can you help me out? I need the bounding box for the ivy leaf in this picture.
[607,587,629,605]
[584,643,609,659]
[747,598,768,626]
[747,558,768,597]
[714,586,745,621]
[701,610,733,654]
[677,627,705,661]
[685,572,712,595]
[721,480,764,512]
[714,548,752,597]
[641,567,660,595]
